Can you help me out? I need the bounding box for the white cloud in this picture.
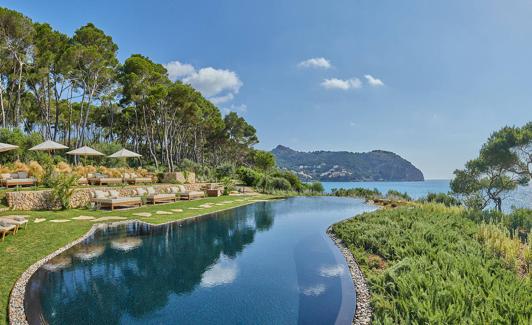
[210,93,234,105]
[184,67,242,97]
[200,255,238,288]
[321,78,362,90]
[164,60,242,104]
[222,104,247,115]
[364,74,384,87]
[298,57,332,69]
[164,60,196,80]
[319,265,345,277]
[301,284,326,296]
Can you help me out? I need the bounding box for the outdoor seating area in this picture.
[0,172,37,188]
[89,185,206,211]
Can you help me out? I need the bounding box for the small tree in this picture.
[253,150,275,172]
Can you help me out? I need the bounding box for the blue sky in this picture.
[5,0,532,179]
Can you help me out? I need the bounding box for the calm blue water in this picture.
[322,180,451,199]
[322,180,532,212]
[25,197,375,325]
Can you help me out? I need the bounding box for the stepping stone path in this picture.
[215,203,225,206]
[50,219,71,223]
[34,218,46,223]
[156,211,172,215]
[133,213,152,217]
[188,207,202,210]
[72,216,95,220]
[91,216,127,222]
[171,209,183,212]
[199,204,213,208]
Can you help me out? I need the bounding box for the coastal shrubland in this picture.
[333,204,532,323]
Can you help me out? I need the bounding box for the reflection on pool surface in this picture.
[25,197,375,324]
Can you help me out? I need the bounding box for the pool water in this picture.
[25,197,375,324]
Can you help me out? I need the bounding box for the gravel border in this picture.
[327,226,372,325]
[8,199,267,324]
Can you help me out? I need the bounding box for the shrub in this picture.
[421,192,461,207]
[332,205,532,323]
[50,173,79,210]
[28,161,44,181]
[270,177,292,191]
[272,170,304,192]
[309,181,324,194]
[236,166,262,186]
[385,189,411,201]
[332,187,382,200]
[215,163,235,180]
[477,223,522,272]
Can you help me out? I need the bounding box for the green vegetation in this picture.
[0,195,272,324]
[332,204,531,324]
[451,123,531,211]
[331,187,412,201]
[418,192,461,207]
[0,8,259,172]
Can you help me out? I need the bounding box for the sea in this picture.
[321,180,532,212]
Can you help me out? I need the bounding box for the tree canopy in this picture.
[0,7,258,171]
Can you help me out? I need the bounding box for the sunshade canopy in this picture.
[66,146,104,156]
[0,143,19,153]
[29,140,68,151]
[108,148,142,158]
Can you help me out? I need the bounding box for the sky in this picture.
[4,0,532,179]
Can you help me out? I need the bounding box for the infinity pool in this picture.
[25,197,375,324]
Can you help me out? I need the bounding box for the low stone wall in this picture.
[6,183,212,211]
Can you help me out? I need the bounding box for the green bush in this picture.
[215,163,235,180]
[270,177,292,191]
[420,192,461,207]
[236,166,262,186]
[272,170,303,192]
[50,173,79,210]
[385,189,411,201]
[332,205,531,323]
[332,187,382,200]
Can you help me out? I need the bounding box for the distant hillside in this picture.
[271,145,424,182]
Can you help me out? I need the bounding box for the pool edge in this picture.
[8,199,271,325]
[326,227,372,325]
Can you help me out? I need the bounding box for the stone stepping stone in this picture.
[188,207,203,210]
[156,211,172,215]
[171,209,183,213]
[222,201,234,204]
[133,212,152,217]
[91,216,127,222]
[50,219,71,223]
[199,204,213,208]
[215,203,225,206]
[235,199,244,202]
[34,218,46,223]
[72,216,95,220]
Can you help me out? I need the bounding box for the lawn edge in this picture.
[327,226,372,325]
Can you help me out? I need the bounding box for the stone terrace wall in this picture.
[6,183,211,211]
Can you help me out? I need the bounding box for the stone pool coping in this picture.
[327,227,372,325]
[8,199,271,325]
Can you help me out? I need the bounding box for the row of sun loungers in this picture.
[0,216,28,241]
[90,185,205,211]
[0,172,154,188]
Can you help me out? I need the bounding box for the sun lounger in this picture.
[0,220,17,241]
[88,173,123,186]
[77,177,89,186]
[171,185,205,200]
[0,172,36,188]
[123,173,153,185]
[0,216,29,230]
[91,190,142,211]
[143,187,177,204]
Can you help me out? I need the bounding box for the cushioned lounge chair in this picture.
[91,190,142,211]
[123,173,153,185]
[0,172,36,188]
[0,220,17,241]
[88,173,123,186]
[0,216,28,230]
[172,185,205,200]
[143,187,177,204]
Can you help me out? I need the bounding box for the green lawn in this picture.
[0,194,273,324]
[332,204,532,324]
